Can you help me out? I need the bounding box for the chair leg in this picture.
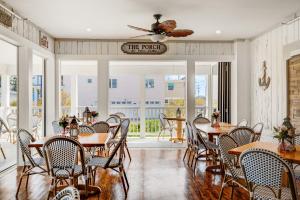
[125,143,132,162]
[183,148,188,161]
[123,168,129,189]
[157,129,162,140]
[25,174,30,189]
[0,146,6,159]
[16,174,25,197]
[119,168,127,195]
[218,176,227,200]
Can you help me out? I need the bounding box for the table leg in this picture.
[169,120,184,143]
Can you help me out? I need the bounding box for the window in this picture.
[145,79,154,88]
[168,82,174,90]
[87,78,92,83]
[109,78,117,88]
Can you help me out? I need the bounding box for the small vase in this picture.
[278,139,286,152]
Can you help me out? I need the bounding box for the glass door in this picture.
[0,39,18,171]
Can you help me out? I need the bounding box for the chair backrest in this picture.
[52,121,63,135]
[17,129,39,166]
[92,121,110,133]
[237,119,248,127]
[240,148,298,200]
[0,117,10,134]
[185,121,194,146]
[106,115,121,138]
[7,112,17,128]
[228,127,255,146]
[219,134,240,179]
[32,115,41,128]
[192,124,210,150]
[193,116,210,127]
[114,112,126,118]
[43,136,85,177]
[159,113,169,129]
[53,186,80,200]
[106,115,121,123]
[79,125,95,134]
[252,122,264,141]
[295,134,300,145]
[104,119,130,168]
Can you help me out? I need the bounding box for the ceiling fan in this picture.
[128,14,194,42]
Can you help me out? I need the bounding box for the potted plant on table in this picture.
[211,110,221,128]
[91,111,99,123]
[59,115,69,134]
[273,125,295,152]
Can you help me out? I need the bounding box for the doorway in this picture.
[287,55,300,130]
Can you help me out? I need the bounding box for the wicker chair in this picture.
[87,118,130,195]
[92,121,110,133]
[16,129,47,197]
[228,127,255,146]
[218,134,247,200]
[32,115,42,139]
[43,136,88,198]
[106,115,121,139]
[192,124,219,174]
[53,186,80,200]
[192,116,210,126]
[52,121,63,135]
[114,112,126,118]
[79,125,95,134]
[237,119,248,127]
[6,113,17,143]
[240,148,298,200]
[158,113,174,140]
[252,122,264,142]
[183,121,194,164]
[0,117,10,159]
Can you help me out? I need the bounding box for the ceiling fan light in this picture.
[150,34,167,42]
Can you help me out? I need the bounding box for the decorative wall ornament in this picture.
[0,8,12,27]
[39,31,49,49]
[258,60,271,90]
[121,42,167,55]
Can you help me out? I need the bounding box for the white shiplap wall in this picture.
[250,19,300,131]
[54,40,234,57]
[0,13,54,52]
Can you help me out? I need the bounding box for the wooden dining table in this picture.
[228,141,300,164]
[195,122,236,173]
[29,132,109,148]
[163,117,186,143]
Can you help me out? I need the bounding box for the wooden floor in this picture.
[0,148,249,200]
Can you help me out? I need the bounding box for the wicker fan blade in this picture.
[167,29,194,37]
[128,25,152,33]
[130,34,154,39]
[158,20,177,33]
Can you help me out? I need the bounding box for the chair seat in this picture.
[24,157,45,166]
[253,185,293,200]
[53,165,82,178]
[225,167,245,179]
[87,157,120,168]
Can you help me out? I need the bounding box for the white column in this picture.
[98,59,109,120]
[232,40,251,125]
[18,47,33,165]
[45,57,56,135]
[139,75,146,138]
[70,75,78,116]
[186,59,195,122]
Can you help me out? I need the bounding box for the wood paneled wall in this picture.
[54,40,234,56]
[250,19,300,130]
[0,9,54,52]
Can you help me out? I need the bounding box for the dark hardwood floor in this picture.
[0,148,249,200]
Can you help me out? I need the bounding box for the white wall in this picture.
[250,18,300,140]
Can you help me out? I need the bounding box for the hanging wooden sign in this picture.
[121,42,167,55]
[39,31,49,49]
[0,9,12,27]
